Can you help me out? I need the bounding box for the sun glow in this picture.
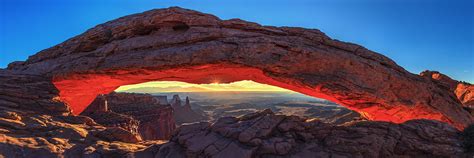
[115,80,294,93]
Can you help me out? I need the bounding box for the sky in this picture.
[1,0,473,83]
[115,80,293,92]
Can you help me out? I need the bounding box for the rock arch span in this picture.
[8,7,472,129]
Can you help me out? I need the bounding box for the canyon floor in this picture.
[150,91,361,125]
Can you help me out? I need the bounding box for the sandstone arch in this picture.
[8,7,473,129]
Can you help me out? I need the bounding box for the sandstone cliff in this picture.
[81,92,176,140]
[81,94,141,138]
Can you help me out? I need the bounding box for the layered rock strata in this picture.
[81,92,176,140]
[81,94,141,137]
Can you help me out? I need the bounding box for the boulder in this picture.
[95,127,142,143]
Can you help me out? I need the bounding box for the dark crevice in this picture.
[172,23,190,32]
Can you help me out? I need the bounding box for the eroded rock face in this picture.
[81,92,176,140]
[106,93,176,140]
[421,70,474,114]
[0,70,69,115]
[151,109,468,158]
[6,7,472,129]
[81,94,141,139]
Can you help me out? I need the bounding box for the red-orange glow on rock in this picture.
[52,64,459,129]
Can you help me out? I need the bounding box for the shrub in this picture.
[463,124,474,152]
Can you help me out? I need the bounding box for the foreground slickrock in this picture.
[142,109,470,158]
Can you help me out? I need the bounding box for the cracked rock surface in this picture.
[150,109,469,158]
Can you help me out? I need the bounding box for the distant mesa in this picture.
[121,86,212,93]
[115,80,294,93]
[169,94,208,124]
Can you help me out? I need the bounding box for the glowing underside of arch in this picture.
[52,63,451,128]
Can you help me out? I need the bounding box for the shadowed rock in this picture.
[150,109,469,157]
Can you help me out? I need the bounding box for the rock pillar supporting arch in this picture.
[8,7,472,129]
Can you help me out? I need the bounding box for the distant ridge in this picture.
[118,86,212,93]
[117,86,297,93]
